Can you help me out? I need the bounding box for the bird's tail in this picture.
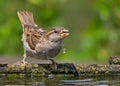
[17,11,37,28]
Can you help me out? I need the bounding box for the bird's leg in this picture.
[21,51,28,66]
[49,58,58,70]
[45,51,58,69]
[22,54,26,65]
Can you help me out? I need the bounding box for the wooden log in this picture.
[0,61,120,76]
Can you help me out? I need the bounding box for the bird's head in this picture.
[46,26,69,42]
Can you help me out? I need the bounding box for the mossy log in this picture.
[109,56,120,65]
[0,61,120,76]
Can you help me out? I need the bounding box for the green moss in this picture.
[33,64,39,68]
[7,74,21,78]
[91,66,96,71]
[5,61,32,72]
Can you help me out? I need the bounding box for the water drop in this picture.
[63,48,67,54]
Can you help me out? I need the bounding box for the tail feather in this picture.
[17,11,37,28]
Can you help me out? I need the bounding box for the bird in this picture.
[17,11,69,67]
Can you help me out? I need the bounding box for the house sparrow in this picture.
[17,11,69,67]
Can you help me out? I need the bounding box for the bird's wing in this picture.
[23,24,46,50]
[17,11,46,50]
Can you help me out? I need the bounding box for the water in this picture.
[0,74,120,86]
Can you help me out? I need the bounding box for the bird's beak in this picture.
[59,29,69,37]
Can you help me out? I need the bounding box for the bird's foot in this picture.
[20,60,30,66]
[49,59,58,70]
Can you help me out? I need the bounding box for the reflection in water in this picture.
[33,82,45,86]
[59,79,93,86]
[60,79,109,86]
[0,74,120,86]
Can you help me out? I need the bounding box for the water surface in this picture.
[0,74,120,86]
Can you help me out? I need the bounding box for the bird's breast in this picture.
[35,41,62,52]
[26,41,62,60]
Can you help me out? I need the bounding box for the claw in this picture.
[21,60,29,66]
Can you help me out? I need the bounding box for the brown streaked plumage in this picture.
[17,11,69,67]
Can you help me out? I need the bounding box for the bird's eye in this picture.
[54,30,58,33]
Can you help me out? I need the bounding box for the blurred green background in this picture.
[0,0,120,63]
